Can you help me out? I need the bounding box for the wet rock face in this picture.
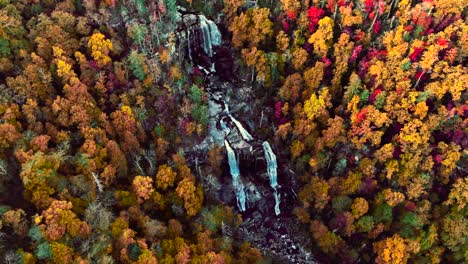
[177,12,220,69]
[176,11,234,78]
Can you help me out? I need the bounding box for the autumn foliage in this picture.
[0,0,263,263]
[229,0,467,263]
[0,0,466,262]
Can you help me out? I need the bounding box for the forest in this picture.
[0,0,466,263]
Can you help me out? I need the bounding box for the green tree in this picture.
[373,203,393,225]
[128,50,146,81]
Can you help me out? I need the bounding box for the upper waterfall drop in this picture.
[225,139,247,212]
[262,141,280,216]
[179,11,222,72]
[198,15,222,57]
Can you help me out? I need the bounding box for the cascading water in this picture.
[262,141,280,215]
[225,139,246,211]
[223,103,254,141]
[183,13,221,72]
[187,27,192,60]
[228,114,254,141]
[198,15,222,57]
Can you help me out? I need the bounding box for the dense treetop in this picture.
[0,0,466,263]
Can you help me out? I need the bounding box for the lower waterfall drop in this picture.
[225,139,246,211]
[262,141,281,215]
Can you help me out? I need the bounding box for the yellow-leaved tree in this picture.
[88,32,113,67]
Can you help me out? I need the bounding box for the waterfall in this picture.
[182,13,221,72]
[228,114,254,141]
[187,27,192,60]
[222,103,254,141]
[225,139,246,211]
[262,141,280,215]
[199,15,222,57]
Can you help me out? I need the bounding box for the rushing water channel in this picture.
[224,139,247,211]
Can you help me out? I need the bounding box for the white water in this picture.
[228,114,254,141]
[262,141,280,215]
[187,27,192,60]
[199,15,222,57]
[225,139,246,211]
[222,103,254,141]
[184,14,221,72]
